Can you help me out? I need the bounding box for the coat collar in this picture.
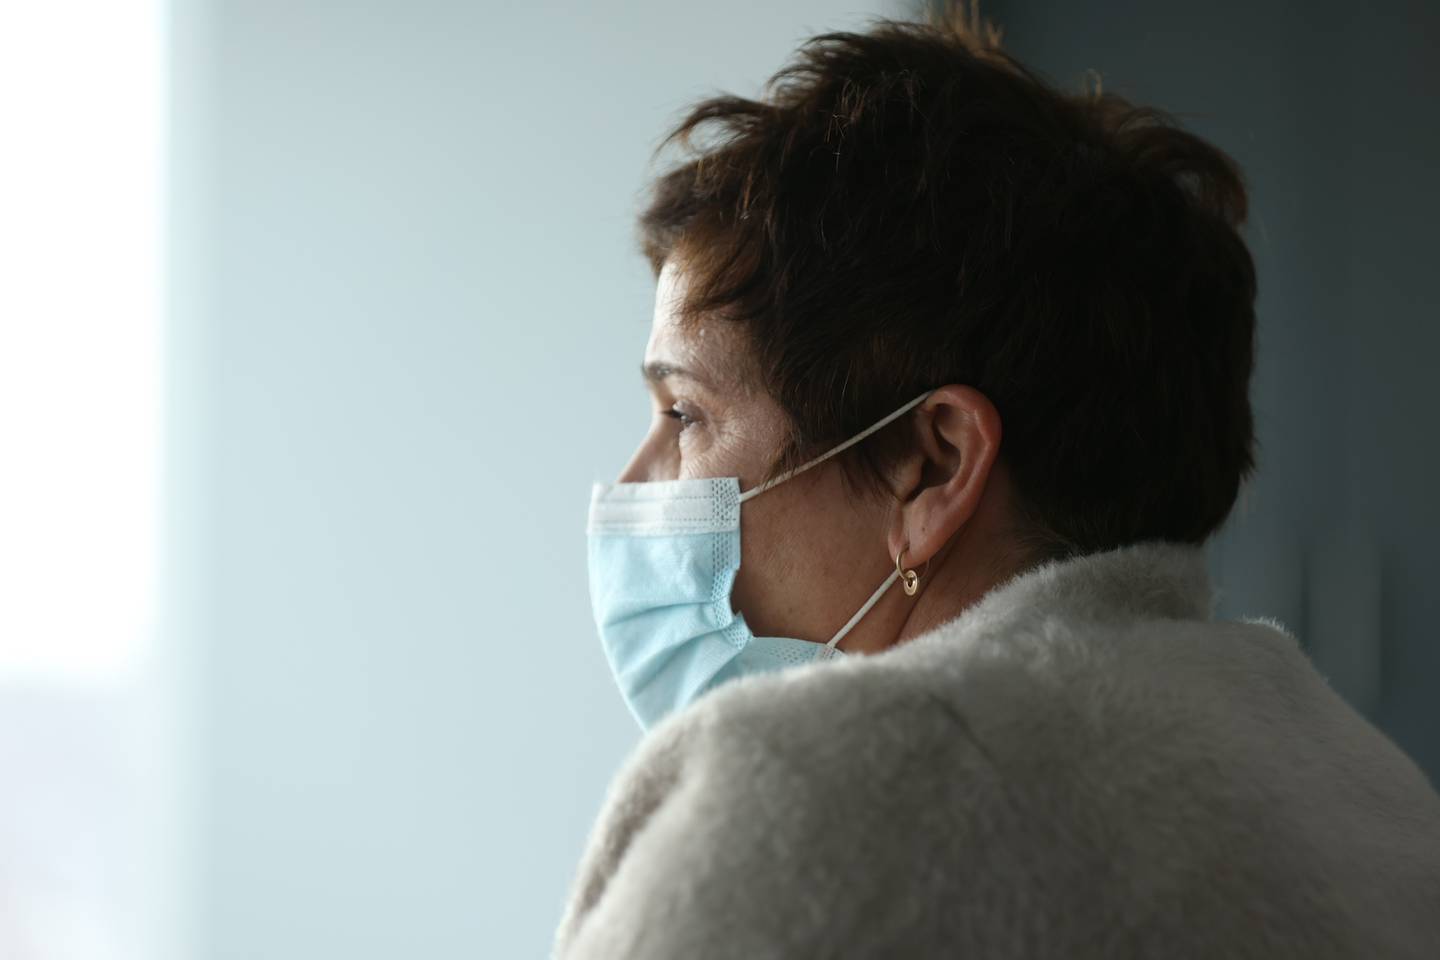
[917,539,1216,647]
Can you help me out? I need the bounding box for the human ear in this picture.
[885,384,1002,566]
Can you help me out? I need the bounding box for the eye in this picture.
[661,405,699,431]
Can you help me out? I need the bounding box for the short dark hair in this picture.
[637,2,1258,562]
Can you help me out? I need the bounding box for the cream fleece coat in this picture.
[552,539,1440,958]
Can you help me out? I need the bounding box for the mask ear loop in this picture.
[822,566,901,656]
[736,388,939,658]
[821,540,931,657]
[738,389,936,503]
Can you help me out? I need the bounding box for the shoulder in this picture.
[679,639,1002,793]
[590,609,1283,830]
[551,654,1002,959]
[884,611,1322,784]
[600,644,1005,840]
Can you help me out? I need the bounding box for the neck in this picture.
[896,532,1032,648]
[839,501,1041,656]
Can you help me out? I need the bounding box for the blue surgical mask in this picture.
[586,389,936,730]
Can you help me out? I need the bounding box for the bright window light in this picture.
[0,1,165,685]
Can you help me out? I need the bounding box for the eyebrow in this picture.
[641,361,712,389]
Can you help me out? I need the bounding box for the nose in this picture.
[617,448,646,484]
[617,426,672,484]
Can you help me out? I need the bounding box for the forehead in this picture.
[646,259,754,392]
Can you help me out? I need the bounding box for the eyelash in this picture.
[662,406,698,430]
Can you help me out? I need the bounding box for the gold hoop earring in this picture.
[895,544,928,597]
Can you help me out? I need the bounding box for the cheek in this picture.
[677,428,754,481]
[740,474,848,570]
[732,473,877,630]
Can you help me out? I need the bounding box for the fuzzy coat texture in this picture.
[551,539,1440,959]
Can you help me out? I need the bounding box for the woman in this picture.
[554,5,1440,958]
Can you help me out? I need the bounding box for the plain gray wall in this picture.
[170,2,897,957]
[987,0,1440,782]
